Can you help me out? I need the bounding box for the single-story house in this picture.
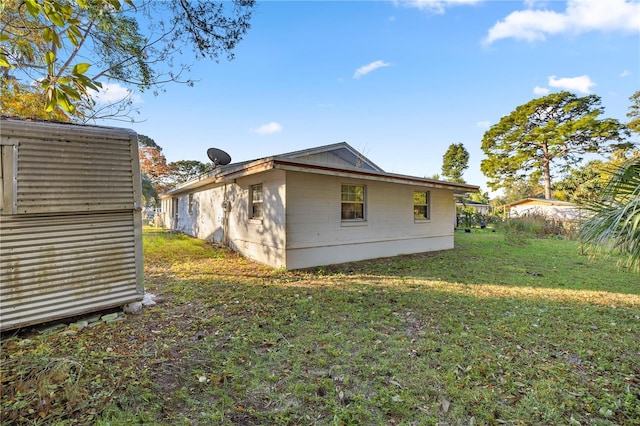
[503,198,584,221]
[160,142,478,269]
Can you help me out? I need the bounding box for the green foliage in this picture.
[468,191,490,204]
[0,0,133,117]
[481,91,631,200]
[441,142,469,183]
[579,156,640,271]
[0,0,255,121]
[137,134,161,150]
[628,90,640,135]
[141,173,159,207]
[498,213,571,246]
[553,159,608,203]
[168,160,215,186]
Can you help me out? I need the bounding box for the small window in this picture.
[414,191,430,220]
[188,193,194,214]
[341,184,365,220]
[172,197,179,222]
[250,184,263,219]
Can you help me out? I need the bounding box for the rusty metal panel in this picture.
[0,118,143,331]
[1,119,139,215]
[0,211,143,331]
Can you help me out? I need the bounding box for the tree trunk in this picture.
[543,156,552,199]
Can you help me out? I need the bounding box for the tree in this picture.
[0,0,255,120]
[481,91,631,200]
[553,160,606,203]
[553,149,640,203]
[167,160,214,186]
[579,155,640,272]
[140,172,158,207]
[628,90,640,135]
[468,191,490,204]
[0,79,70,121]
[138,134,173,195]
[441,142,469,183]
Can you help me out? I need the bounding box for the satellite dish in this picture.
[207,148,232,167]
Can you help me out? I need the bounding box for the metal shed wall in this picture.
[0,118,143,331]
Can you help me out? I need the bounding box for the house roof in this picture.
[502,198,578,209]
[161,142,479,197]
[456,199,490,207]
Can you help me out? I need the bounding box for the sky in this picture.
[96,0,640,195]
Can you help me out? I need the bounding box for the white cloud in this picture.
[252,122,283,135]
[353,60,391,79]
[394,0,482,14]
[548,75,596,94]
[88,82,141,104]
[484,0,640,45]
[620,69,632,77]
[476,120,491,129]
[533,86,550,95]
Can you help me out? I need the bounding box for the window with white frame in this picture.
[341,184,365,220]
[250,184,263,219]
[413,191,430,220]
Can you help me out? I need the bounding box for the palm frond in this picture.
[579,157,640,271]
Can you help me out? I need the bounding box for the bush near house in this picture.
[1,230,638,425]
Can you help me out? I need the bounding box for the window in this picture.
[414,191,430,220]
[172,197,179,223]
[341,184,365,220]
[188,193,194,214]
[250,184,263,219]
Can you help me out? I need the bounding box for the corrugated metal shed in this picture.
[0,118,144,331]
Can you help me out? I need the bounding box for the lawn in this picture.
[1,230,639,425]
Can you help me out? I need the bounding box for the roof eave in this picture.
[272,160,479,192]
[161,158,479,198]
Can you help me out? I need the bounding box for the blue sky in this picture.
[98,0,640,194]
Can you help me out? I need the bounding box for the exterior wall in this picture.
[0,119,143,331]
[164,169,287,267]
[509,202,583,221]
[229,170,287,267]
[165,183,227,243]
[284,171,455,269]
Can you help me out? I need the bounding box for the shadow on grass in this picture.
[3,230,639,426]
[302,231,639,297]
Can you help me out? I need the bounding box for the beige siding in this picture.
[284,171,455,269]
[296,151,358,168]
[228,170,287,267]
[172,184,226,243]
[169,170,287,267]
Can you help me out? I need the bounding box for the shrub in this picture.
[498,213,575,244]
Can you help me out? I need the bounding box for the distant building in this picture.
[503,198,584,222]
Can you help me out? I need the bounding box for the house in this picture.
[503,198,584,222]
[160,142,478,269]
[0,118,144,331]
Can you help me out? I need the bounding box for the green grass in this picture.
[2,230,639,425]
